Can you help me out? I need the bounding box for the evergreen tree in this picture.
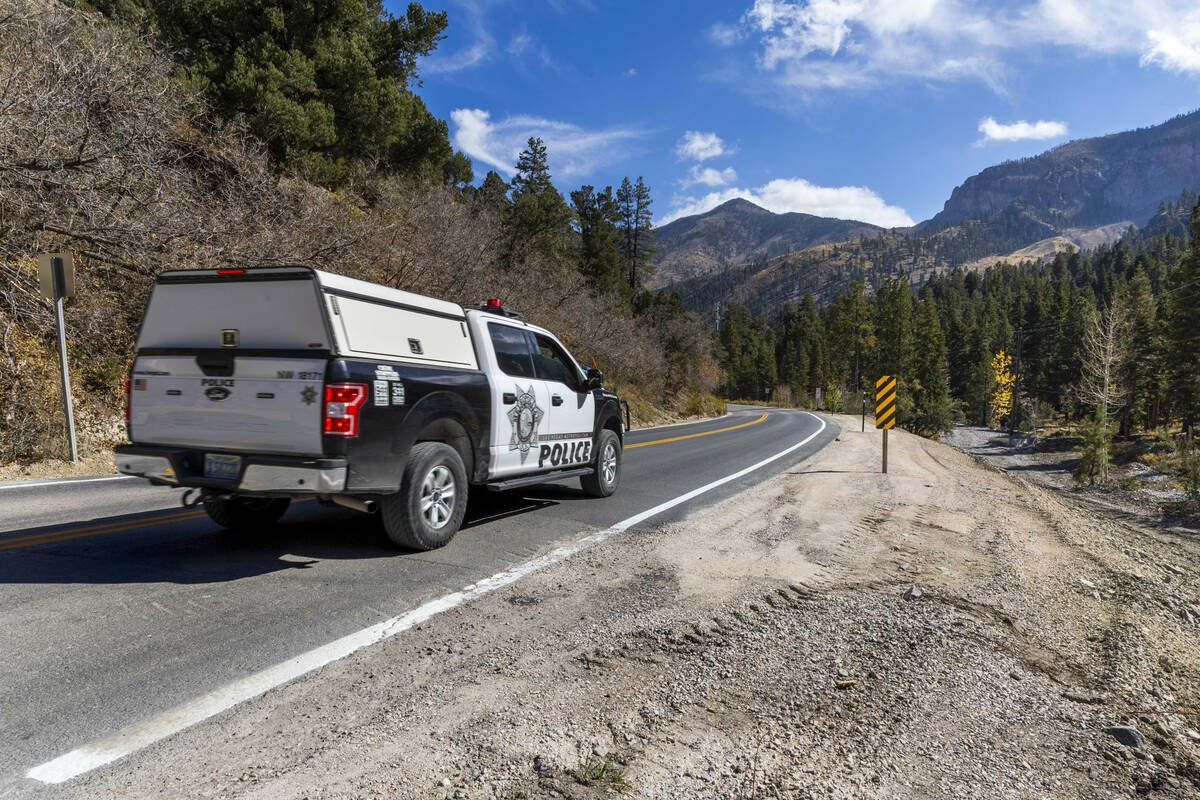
[145,0,461,186]
[475,170,510,210]
[505,137,572,268]
[617,177,657,290]
[1119,269,1163,432]
[571,185,623,294]
[910,296,953,436]
[830,281,875,396]
[1166,205,1200,427]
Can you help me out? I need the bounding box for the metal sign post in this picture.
[875,375,897,474]
[37,253,78,462]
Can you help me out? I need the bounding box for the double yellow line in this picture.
[1,413,772,553]
[624,412,768,448]
[0,509,207,552]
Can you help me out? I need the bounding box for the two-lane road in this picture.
[0,406,837,797]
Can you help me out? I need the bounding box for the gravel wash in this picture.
[65,415,1200,800]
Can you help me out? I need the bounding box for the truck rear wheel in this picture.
[380,442,468,551]
[201,490,290,531]
[580,429,621,497]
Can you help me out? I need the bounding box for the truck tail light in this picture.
[323,383,367,437]
[124,379,131,424]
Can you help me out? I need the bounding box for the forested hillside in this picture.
[0,0,715,464]
[650,198,884,287]
[716,208,1200,447]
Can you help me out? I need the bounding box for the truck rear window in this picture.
[137,277,328,351]
[488,323,534,378]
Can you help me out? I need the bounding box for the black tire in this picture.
[580,429,621,497]
[200,490,290,531]
[379,442,468,551]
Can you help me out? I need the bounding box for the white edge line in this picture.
[26,413,829,785]
[0,475,134,491]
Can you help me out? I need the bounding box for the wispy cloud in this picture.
[723,0,1200,95]
[977,116,1068,144]
[662,177,913,227]
[450,109,645,178]
[675,131,731,161]
[423,1,495,75]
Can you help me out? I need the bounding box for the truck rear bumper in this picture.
[114,445,348,494]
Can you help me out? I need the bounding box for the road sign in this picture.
[37,253,75,301]
[876,375,897,474]
[875,375,897,430]
[37,253,78,462]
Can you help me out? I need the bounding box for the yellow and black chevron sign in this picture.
[875,375,897,430]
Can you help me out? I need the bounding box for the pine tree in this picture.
[1119,269,1163,432]
[830,281,875,397]
[910,296,953,436]
[571,185,623,294]
[1166,204,1200,427]
[617,177,657,290]
[144,0,460,185]
[505,137,572,268]
[476,170,510,209]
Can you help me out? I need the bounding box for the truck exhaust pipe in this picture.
[330,495,377,514]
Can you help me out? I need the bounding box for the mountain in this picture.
[926,110,1200,232]
[668,111,1200,318]
[649,198,884,288]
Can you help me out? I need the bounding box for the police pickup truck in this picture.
[114,267,625,550]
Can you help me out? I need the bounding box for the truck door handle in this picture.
[503,392,516,405]
[552,395,563,406]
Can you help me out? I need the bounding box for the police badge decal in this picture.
[507,385,544,463]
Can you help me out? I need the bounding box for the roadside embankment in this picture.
[67,415,1200,799]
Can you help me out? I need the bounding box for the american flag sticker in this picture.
[132,379,147,391]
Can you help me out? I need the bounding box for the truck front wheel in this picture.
[380,442,468,551]
[201,490,290,532]
[580,429,621,497]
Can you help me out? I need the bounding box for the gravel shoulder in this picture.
[64,416,1200,799]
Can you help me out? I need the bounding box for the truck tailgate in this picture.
[130,356,326,455]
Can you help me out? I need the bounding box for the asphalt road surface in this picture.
[0,405,837,797]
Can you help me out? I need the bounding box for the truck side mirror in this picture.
[585,367,603,391]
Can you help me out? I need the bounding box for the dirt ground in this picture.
[68,415,1200,799]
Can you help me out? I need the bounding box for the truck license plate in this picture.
[204,453,242,480]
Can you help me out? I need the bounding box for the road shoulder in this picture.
[63,416,1200,799]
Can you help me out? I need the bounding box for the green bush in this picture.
[1074,413,1117,485]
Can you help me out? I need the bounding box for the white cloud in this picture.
[624,67,638,77]
[1142,21,1200,73]
[977,116,1068,143]
[450,109,644,178]
[725,0,1200,94]
[676,131,730,161]
[681,166,738,188]
[662,177,914,227]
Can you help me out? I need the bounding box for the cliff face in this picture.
[927,110,1200,231]
[651,198,883,288]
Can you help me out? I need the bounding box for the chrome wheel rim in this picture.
[601,443,617,485]
[420,465,456,529]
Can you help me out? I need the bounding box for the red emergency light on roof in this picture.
[217,269,246,275]
[486,298,503,307]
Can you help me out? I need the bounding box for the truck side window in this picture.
[531,333,580,390]
[488,323,534,378]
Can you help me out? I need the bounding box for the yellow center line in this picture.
[625,412,769,449]
[0,498,315,553]
[0,511,209,551]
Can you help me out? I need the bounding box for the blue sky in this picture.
[391,0,1200,227]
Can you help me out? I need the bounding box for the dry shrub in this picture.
[0,0,693,463]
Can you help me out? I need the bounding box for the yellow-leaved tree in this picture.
[989,351,1015,427]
